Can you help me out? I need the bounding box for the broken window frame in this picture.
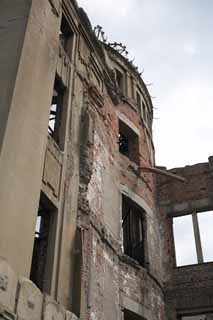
[118,119,140,164]
[122,195,145,266]
[30,192,57,293]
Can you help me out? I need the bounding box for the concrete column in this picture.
[0,0,60,277]
[192,212,204,263]
[0,0,32,153]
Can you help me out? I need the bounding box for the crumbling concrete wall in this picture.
[0,257,79,320]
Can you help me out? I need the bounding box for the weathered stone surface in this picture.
[43,295,65,320]
[16,277,42,320]
[0,257,18,312]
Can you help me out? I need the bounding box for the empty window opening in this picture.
[48,76,65,148]
[60,13,74,55]
[30,192,57,293]
[115,69,124,94]
[122,195,145,266]
[173,211,213,266]
[119,120,139,164]
[198,211,213,262]
[124,309,145,320]
[173,215,197,266]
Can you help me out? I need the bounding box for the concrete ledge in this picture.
[117,111,140,137]
[123,296,152,320]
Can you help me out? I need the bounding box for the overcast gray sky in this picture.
[78,0,213,169]
[77,0,213,266]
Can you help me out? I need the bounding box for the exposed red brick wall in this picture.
[157,158,213,318]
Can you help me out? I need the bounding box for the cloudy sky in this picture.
[78,0,213,169]
[78,0,213,266]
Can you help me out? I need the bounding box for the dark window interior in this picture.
[48,76,65,148]
[119,132,129,156]
[124,309,145,320]
[30,192,56,292]
[115,69,124,93]
[122,195,145,266]
[119,120,139,164]
[60,13,74,55]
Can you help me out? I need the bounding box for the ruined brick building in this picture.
[0,1,212,319]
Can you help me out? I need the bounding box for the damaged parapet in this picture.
[0,257,79,320]
[157,158,213,319]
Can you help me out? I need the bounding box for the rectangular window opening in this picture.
[119,120,139,164]
[173,210,213,267]
[173,215,197,267]
[30,192,57,293]
[60,13,74,55]
[198,210,213,262]
[122,195,145,266]
[48,76,65,149]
